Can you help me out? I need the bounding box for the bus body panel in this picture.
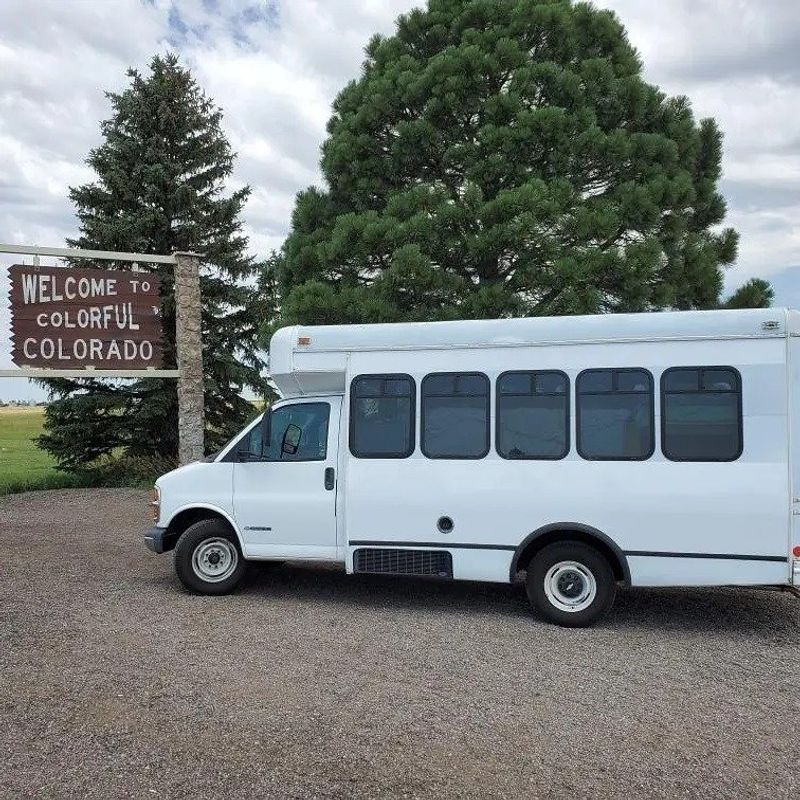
[341,334,790,587]
[789,314,800,583]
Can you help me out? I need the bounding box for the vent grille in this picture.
[354,548,453,578]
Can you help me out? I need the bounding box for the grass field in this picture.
[0,407,84,495]
[0,403,255,496]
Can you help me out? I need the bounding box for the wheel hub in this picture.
[191,538,238,583]
[557,570,584,599]
[544,560,597,613]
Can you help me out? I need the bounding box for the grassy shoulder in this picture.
[0,403,257,497]
[0,407,169,496]
[0,407,89,495]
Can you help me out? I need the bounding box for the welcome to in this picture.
[20,272,154,304]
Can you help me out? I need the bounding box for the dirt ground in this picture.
[1,488,799,799]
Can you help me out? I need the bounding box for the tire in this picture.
[174,518,247,595]
[526,541,616,627]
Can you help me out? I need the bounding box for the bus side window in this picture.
[496,371,569,459]
[350,374,415,458]
[576,368,654,461]
[661,367,742,461]
[421,372,490,459]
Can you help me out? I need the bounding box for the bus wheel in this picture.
[174,519,246,595]
[526,541,616,627]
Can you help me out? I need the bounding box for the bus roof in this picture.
[267,308,798,397]
[273,308,794,355]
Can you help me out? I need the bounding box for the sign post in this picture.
[1,243,204,465]
[174,252,205,464]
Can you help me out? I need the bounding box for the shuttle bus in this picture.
[144,308,800,626]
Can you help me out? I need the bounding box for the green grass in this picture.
[0,402,259,496]
[0,407,89,495]
[0,406,178,496]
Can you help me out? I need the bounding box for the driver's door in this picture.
[232,398,341,560]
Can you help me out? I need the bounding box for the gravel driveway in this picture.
[1,488,799,799]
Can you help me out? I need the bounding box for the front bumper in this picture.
[144,526,177,554]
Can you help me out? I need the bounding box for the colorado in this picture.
[21,336,154,362]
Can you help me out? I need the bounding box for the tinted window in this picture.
[577,369,654,460]
[662,367,742,461]
[422,372,489,459]
[497,371,569,459]
[350,375,415,458]
[263,403,330,461]
[244,419,264,456]
[228,417,266,461]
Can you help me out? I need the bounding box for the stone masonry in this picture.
[174,251,205,464]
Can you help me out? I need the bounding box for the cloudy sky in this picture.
[1,0,799,400]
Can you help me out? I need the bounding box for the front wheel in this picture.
[174,519,246,595]
[526,541,616,627]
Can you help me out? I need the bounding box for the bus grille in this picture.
[353,548,453,578]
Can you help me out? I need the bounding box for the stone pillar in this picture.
[174,251,205,464]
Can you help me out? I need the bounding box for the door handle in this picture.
[324,467,335,491]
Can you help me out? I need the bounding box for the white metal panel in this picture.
[627,556,787,586]
[451,549,513,583]
[232,397,342,560]
[271,308,788,367]
[786,308,800,337]
[156,461,237,541]
[789,328,800,570]
[342,336,790,587]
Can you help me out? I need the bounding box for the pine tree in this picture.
[275,0,768,328]
[39,54,269,470]
[722,278,774,309]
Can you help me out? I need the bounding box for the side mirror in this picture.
[281,423,302,457]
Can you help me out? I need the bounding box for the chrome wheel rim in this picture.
[192,538,238,583]
[544,560,596,613]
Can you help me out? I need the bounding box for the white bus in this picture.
[144,308,800,626]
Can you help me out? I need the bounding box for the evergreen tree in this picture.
[275,0,767,327]
[722,278,773,309]
[40,54,268,470]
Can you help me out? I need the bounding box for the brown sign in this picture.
[9,264,163,369]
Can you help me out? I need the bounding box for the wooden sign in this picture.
[8,264,163,369]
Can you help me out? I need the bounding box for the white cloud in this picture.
[1,0,799,397]
[600,0,800,84]
[597,0,800,289]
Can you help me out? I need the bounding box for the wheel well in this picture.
[166,508,236,541]
[512,528,628,584]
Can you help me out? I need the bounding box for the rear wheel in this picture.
[526,541,616,627]
[174,519,246,595]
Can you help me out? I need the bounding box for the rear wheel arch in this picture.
[510,523,630,585]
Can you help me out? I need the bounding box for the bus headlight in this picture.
[150,486,161,523]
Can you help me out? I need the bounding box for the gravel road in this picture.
[1,488,799,799]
